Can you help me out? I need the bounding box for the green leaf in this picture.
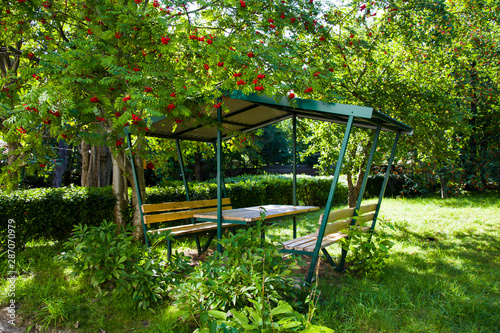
[270,301,294,316]
[299,324,334,333]
[231,309,249,325]
[207,310,227,321]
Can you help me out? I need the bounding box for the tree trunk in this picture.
[6,141,21,190]
[440,174,449,199]
[346,166,365,208]
[113,145,146,241]
[194,152,203,181]
[81,141,90,187]
[346,140,372,208]
[346,172,356,208]
[81,141,113,187]
[112,156,129,232]
[52,140,69,188]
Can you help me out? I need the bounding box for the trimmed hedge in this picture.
[0,186,116,250]
[146,175,347,208]
[1,175,348,249]
[226,174,347,207]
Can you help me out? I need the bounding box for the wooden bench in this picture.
[281,203,378,271]
[142,198,238,259]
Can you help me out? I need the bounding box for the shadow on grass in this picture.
[314,220,500,333]
[8,243,155,333]
[400,192,500,209]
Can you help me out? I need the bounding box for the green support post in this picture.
[305,115,355,284]
[370,132,400,234]
[175,139,202,255]
[216,101,223,253]
[212,143,228,199]
[338,125,381,271]
[126,133,150,247]
[292,115,297,239]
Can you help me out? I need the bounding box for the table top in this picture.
[193,204,320,224]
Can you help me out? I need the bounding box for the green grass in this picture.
[312,193,500,333]
[1,192,499,332]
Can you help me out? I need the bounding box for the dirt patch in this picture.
[0,306,26,333]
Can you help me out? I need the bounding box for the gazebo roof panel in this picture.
[147,92,413,141]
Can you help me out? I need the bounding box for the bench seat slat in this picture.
[144,206,232,224]
[148,221,239,237]
[282,234,317,249]
[284,226,371,253]
[323,203,378,224]
[142,198,231,214]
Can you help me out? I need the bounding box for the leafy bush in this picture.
[173,219,304,316]
[58,221,190,310]
[399,173,441,197]
[0,186,115,250]
[340,222,395,278]
[197,300,333,333]
[364,173,406,198]
[222,174,347,207]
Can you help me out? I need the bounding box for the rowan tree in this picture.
[1,0,329,239]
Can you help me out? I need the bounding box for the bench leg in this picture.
[306,254,318,285]
[195,235,202,255]
[338,248,348,272]
[201,230,217,255]
[167,239,172,261]
[321,248,340,271]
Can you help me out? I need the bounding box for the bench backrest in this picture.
[315,203,377,236]
[142,198,232,225]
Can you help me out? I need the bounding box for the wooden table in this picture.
[193,204,320,225]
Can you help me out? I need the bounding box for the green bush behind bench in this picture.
[0,175,347,249]
[0,186,116,250]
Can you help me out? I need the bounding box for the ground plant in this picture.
[198,300,333,333]
[0,192,498,332]
[58,221,189,310]
[173,220,304,318]
[340,222,396,278]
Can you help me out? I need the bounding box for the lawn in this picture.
[1,192,499,332]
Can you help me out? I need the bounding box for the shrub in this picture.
[0,186,115,250]
[223,174,347,207]
[58,221,190,310]
[340,222,395,278]
[173,219,304,316]
[0,175,348,248]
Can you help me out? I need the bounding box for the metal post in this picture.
[126,133,150,247]
[354,125,381,210]
[371,132,400,232]
[292,115,297,239]
[216,102,223,253]
[175,139,191,201]
[176,139,201,254]
[305,115,354,284]
[212,143,228,199]
[338,125,381,271]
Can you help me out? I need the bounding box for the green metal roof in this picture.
[148,91,413,142]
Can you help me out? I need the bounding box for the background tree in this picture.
[295,0,499,200]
